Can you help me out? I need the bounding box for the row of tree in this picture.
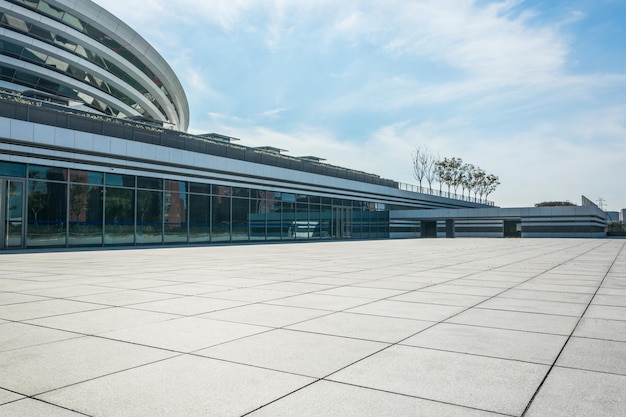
[412,147,500,200]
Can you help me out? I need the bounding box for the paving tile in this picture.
[449,279,515,289]
[314,286,406,299]
[70,289,177,306]
[584,304,626,320]
[556,337,626,375]
[196,328,387,377]
[515,283,597,294]
[447,308,579,335]
[0,336,174,395]
[141,282,234,295]
[0,292,49,306]
[21,285,121,298]
[573,317,626,342]
[248,380,504,417]
[255,281,334,293]
[0,399,86,416]
[477,297,587,317]
[355,280,432,291]
[347,300,464,321]
[389,291,488,307]
[420,284,504,296]
[0,322,80,352]
[93,279,180,290]
[26,307,179,335]
[525,367,626,417]
[37,354,313,417]
[266,293,369,311]
[287,312,434,343]
[0,299,105,321]
[498,288,593,304]
[591,294,626,307]
[199,303,328,328]
[0,388,22,406]
[129,295,247,315]
[401,322,567,364]
[101,316,267,352]
[202,288,298,302]
[329,345,549,416]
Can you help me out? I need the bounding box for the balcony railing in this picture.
[397,182,495,206]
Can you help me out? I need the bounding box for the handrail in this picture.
[397,182,495,206]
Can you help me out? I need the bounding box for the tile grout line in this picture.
[520,239,626,417]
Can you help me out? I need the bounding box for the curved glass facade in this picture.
[0,0,188,130]
[0,161,389,249]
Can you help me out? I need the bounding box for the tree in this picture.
[423,151,438,191]
[411,147,427,188]
[483,174,500,200]
[412,146,438,191]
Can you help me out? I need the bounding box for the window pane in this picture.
[105,173,134,187]
[249,199,265,241]
[320,205,333,239]
[69,184,103,246]
[164,191,187,243]
[231,197,248,241]
[212,194,230,242]
[136,190,162,244]
[189,194,210,243]
[189,182,211,194]
[27,180,67,247]
[70,169,103,184]
[165,179,186,193]
[28,165,67,181]
[0,161,26,177]
[104,187,135,245]
[137,176,163,190]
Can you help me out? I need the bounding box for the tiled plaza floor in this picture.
[0,238,625,416]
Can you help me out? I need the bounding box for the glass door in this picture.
[333,207,352,239]
[1,179,25,249]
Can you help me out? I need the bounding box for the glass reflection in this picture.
[27,180,67,247]
[212,191,230,242]
[189,193,210,243]
[136,190,163,244]
[68,183,103,246]
[164,191,187,243]
[104,187,134,245]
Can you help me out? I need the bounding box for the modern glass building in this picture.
[0,0,490,250]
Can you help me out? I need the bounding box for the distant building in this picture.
[0,0,608,250]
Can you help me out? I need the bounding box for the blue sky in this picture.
[94,0,626,210]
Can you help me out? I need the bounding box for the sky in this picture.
[93,0,626,211]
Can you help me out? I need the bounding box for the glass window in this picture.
[249,199,266,241]
[212,194,230,242]
[136,190,162,244]
[137,176,163,190]
[164,179,186,193]
[189,194,210,243]
[28,165,67,181]
[189,182,211,194]
[68,184,103,246]
[231,187,250,198]
[70,169,103,185]
[105,173,134,187]
[164,192,187,244]
[320,205,333,239]
[27,180,67,247]
[231,197,249,242]
[0,161,26,177]
[212,185,231,196]
[104,187,134,245]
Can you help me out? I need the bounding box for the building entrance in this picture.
[332,207,352,239]
[0,178,25,249]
